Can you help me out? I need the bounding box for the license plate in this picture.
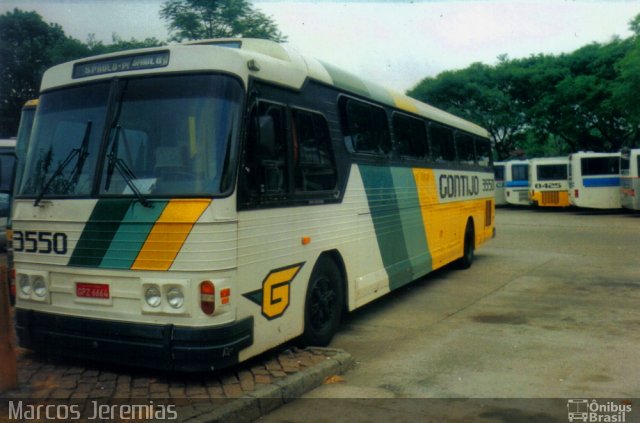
[76,282,110,299]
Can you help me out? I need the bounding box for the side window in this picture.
[393,114,429,160]
[494,165,505,181]
[475,138,493,167]
[0,153,14,218]
[455,132,475,164]
[292,109,337,192]
[512,164,529,181]
[340,98,391,156]
[241,102,288,200]
[429,123,455,162]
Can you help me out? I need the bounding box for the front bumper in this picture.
[16,309,253,372]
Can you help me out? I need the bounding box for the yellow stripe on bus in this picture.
[131,199,212,271]
[391,92,419,114]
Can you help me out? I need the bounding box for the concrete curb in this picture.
[189,349,354,423]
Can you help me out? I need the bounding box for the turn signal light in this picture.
[220,288,231,305]
[200,281,215,315]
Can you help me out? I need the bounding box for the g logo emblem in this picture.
[244,263,304,320]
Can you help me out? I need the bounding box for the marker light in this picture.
[145,286,162,308]
[220,288,231,305]
[18,274,31,295]
[32,276,47,297]
[574,189,579,198]
[200,281,215,315]
[167,287,184,309]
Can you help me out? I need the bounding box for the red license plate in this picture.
[76,283,110,299]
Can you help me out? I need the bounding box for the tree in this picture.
[408,62,528,159]
[160,0,286,42]
[612,14,640,146]
[86,33,164,56]
[0,9,89,137]
[408,33,637,159]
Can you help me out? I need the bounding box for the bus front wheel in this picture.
[300,257,343,347]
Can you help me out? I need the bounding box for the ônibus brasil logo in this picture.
[567,399,632,422]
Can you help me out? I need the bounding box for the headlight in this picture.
[167,287,184,309]
[144,286,162,307]
[32,276,47,297]
[18,274,31,295]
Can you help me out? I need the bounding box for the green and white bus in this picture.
[14,39,495,371]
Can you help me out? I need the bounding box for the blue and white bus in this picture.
[620,148,640,211]
[493,161,507,206]
[504,160,530,206]
[568,151,621,209]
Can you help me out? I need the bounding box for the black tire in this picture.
[300,257,343,347]
[455,220,475,270]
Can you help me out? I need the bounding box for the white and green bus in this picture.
[620,148,640,210]
[13,39,495,371]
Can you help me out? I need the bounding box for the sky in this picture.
[2,0,640,92]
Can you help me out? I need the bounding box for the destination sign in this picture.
[72,51,170,79]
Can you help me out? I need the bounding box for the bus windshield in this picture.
[537,164,567,180]
[19,74,243,199]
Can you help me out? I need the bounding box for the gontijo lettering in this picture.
[439,174,481,199]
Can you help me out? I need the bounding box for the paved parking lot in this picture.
[260,207,640,422]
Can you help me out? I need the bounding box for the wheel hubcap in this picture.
[310,277,336,330]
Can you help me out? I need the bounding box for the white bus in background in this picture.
[528,157,570,207]
[620,148,640,210]
[493,161,507,206]
[568,151,621,209]
[504,160,530,206]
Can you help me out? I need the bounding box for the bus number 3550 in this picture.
[13,231,68,255]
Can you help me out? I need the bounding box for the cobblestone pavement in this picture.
[1,341,353,423]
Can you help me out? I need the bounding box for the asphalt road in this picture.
[258,207,640,423]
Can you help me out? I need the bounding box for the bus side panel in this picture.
[358,164,430,291]
[358,164,494,288]
[235,172,381,361]
[620,177,640,210]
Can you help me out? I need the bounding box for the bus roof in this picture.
[0,139,16,148]
[569,151,621,158]
[40,38,489,139]
[528,156,568,163]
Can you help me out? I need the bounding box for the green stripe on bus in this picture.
[390,167,432,280]
[68,199,134,267]
[99,201,169,269]
[359,164,412,290]
[320,60,370,98]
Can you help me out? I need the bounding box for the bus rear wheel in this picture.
[300,257,343,347]
[455,220,475,269]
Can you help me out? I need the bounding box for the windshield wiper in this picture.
[34,121,92,207]
[104,126,151,208]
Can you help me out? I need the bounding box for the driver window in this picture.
[240,102,288,204]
